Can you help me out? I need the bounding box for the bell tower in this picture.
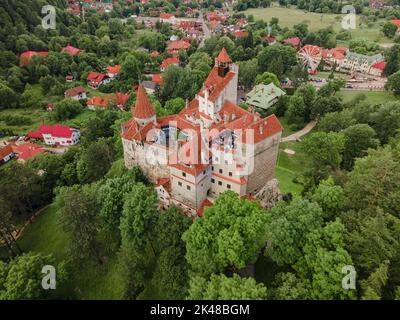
[215,47,232,77]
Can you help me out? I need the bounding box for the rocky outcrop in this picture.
[255,178,282,210]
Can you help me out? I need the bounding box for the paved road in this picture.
[199,11,211,47]
[281,121,317,142]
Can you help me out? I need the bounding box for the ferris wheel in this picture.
[299,45,322,74]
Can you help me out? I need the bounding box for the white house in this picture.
[65,86,88,100]
[37,124,80,146]
[0,144,15,165]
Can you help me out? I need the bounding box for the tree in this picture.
[20,84,42,108]
[369,102,400,144]
[238,58,258,89]
[361,261,390,300]
[270,272,310,300]
[0,82,18,109]
[386,71,400,95]
[164,97,186,115]
[302,132,346,172]
[286,95,306,127]
[341,124,379,170]
[254,71,280,87]
[56,185,101,265]
[293,83,316,121]
[152,206,191,299]
[53,99,83,121]
[120,183,158,252]
[265,198,324,265]
[383,22,398,38]
[257,45,297,78]
[311,96,342,119]
[343,143,400,215]
[318,110,356,132]
[183,191,268,277]
[0,252,66,300]
[187,274,267,300]
[311,177,344,219]
[77,138,115,183]
[98,176,138,235]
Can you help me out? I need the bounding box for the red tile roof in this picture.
[133,85,156,119]
[150,51,160,58]
[216,47,231,63]
[283,37,301,47]
[157,177,171,193]
[65,86,87,97]
[197,198,212,217]
[114,92,130,106]
[87,71,107,84]
[19,51,49,67]
[88,96,109,108]
[26,131,44,140]
[233,30,249,37]
[371,61,386,70]
[198,66,236,102]
[11,143,46,161]
[167,40,191,51]
[107,65,121,75]
[152,73,163,85]
[61,45,82,55]
[160,13,175,19]
[160,57,180,69]
[391,19,400,27]
[38,124,76,138]
[0,144,14,159]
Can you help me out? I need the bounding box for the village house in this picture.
[106,65,122,78]
[11,143,47,163]
[160,57,180,71]
[87,96,109,110]
[245,83,286,111]
[64,86,88,100]
[340,52,384,75]
[61,44,82,55]
[28,125,81,146]
[283,37,302,50]
[159,13,176,24]
[166,40,191,56]
[0,144,15,166]
[19,51,49,67]
[87,71,112,89]
[121,48,283,217]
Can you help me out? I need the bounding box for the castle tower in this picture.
[215,47,232,77]
[132,85,156,126]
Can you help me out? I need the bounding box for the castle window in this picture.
[211,178,215,183]
[219,169,223,174]
[212,166,214,171]
[227,184,231,189]
[218,181,222,186]
[178,181,182,187]
[182,172,186,177]
[203,170,206,175]
[187,185,191,190]
[229,172,232,177]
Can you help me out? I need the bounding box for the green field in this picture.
[15,205,125,299]
[276,140,310,196]
[337,90,399,105]
[240,6,391,43]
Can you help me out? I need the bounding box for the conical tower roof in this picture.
[133,85,156,119]
[216,47,232,63]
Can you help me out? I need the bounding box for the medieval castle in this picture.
[121,48,283,217]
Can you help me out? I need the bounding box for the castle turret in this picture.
[132,85,156,126]
[215,47,232,77]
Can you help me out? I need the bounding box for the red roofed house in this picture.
[87,71,111,89]
[11,143,46,162]
[87,96,109,110]
[61,44,82,55]
[112,92,130,110]
[106,65,122,78]
[19,51,49,67]
[283,37,302,50]
[160,57,179,71]
[159,13,176,24]
[152,73,163,86]
[0,144,15,165]
[391,19,400,28]
[233,30,249,38]
[121,48,283,217]
[369,60,386,76]
[65,86,88,100]
[166,40,191,56]
[35,124,80,146]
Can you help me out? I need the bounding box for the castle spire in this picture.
[132,85,156,126]
[216,47,232,64]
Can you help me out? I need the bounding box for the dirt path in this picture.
[281,121,317,142]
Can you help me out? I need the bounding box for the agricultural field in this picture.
[240,6,391,43]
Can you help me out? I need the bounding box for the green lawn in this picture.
[241,6,390,43]
[275,141,310,196]
[16,204,125,300]
[337,90,399,105]
[278,116,296,137]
